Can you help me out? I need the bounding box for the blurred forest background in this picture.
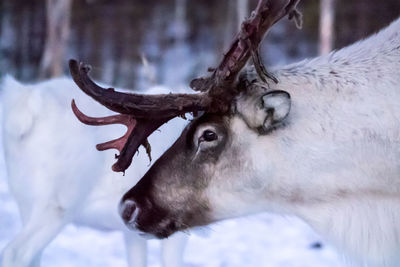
[0,0,399,90]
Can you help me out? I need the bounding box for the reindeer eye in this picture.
[202,130,218,142]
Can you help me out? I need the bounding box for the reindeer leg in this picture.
[26,253,42,267]
[123,231,147,267]
[160,232,188,267]
[1,206,68,267]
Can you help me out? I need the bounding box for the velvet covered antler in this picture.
[70,0,301,173]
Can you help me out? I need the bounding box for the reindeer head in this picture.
[71,0,301,238]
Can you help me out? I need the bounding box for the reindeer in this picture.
[0,77,188,267]
[69,0,400,266]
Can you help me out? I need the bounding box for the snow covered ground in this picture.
[0,101,345,267]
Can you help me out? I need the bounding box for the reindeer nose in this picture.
[119,199,139,224]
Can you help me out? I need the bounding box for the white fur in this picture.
[207,18,400,266]
[0,77,188,267]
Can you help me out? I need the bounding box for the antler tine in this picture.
[71,98,171,173]
[71,99,136,153]
[112,118,168,172]
[71,99,134,127]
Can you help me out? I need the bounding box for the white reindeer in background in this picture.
[68,0,400,266]
[0,76,188,267]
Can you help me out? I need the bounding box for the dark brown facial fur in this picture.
[120,113,231,238]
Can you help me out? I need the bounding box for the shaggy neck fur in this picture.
[258,18,400,266]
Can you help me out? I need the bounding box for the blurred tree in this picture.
[0,0,16,75]
[237,0,249,30]
[39,0,72,78]
[319,0,335,55]
[1,0,399,84]
[223,0,237,49]
[335,0,400,48]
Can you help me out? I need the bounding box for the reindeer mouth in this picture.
[137,219,183,239]
[119,195,186,238]
[124,214,184,239]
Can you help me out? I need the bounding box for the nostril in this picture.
[119,199,138,223]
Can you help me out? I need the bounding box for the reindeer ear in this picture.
[261,90,291,131]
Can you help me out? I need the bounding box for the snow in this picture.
[0,99,345,267]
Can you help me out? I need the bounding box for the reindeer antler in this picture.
[190,0,301,91]
[69,60,217,173]
[70,0,301,173]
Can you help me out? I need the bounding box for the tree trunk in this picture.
[319,0,335,55]
[356,0,369,40]
[237,0,248,30]
[39,0,72,79]
[0,0,16,76]
[223,0,236,49]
